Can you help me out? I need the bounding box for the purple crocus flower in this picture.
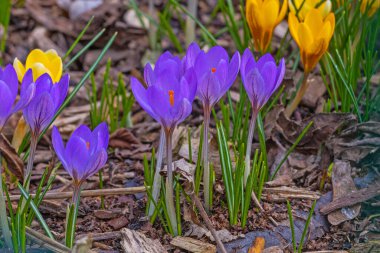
[23,73,69,135]
[240,49,285,113]
[0,65,35,130]
[240,49,285,185]
[131,51,197,236]
[188,43,241,107]
[52,122,109,185]
[184,42,240,211]
[131,51,197,131]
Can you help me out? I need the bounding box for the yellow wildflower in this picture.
[288,8,335,73]
[246,0,288,53]
[13,49,62,83]
[289,0,332,20]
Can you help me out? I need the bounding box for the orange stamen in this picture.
[169,90,174,106]
[86,142,90,149]
[211,67,216,73]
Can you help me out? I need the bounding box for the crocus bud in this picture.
[360,0,379,17]
[246,0,288,53]
[52,123,109,184]
[14,49,63,83]
[289,0,332,20]
[288,8,335,73]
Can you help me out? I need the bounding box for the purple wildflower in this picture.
[240,49,285,113]
[131,51,197,131]
[23,73,69,135]
[52,122,109,184]
[0,65,35,130]
[240,49,285,184]
[184,42,240,211]
[189,43,241,107]
[131,51,197,236]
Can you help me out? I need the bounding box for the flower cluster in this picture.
[132,42,285,227]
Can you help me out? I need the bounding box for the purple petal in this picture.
[12,82,36,113]
[51,74,69,110]
[83,149,108,180]
[183,42,201,70]
[147,85,170,127]
[34,74,53,94]
[257,53,276,72]
[274,58,286,90]
[3,64,18,98]
[196,71,221,106]
[65,135,90,181]
[131,77,159,122]
[245,68,265,110]
[71,125,92,143]
[206,46,229,67]
[175,98,193,124]
[0,81,13,126]
[144,63,155,87]
[52,126,69,171]
[23,92,55,133]
[92,122,109,151]
[226,51,240,87]
[182,67,197,102]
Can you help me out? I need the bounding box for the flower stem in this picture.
[244,112,257,186]
[0,152,13,250]
[164,129,178,235]
[24,133,38,191]
[66,183,81,248]
[148,127,165,217]
[202,104,211,212]
[285,72,310,118]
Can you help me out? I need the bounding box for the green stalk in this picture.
[202,103,211,212]
[65,183,81,248]
[164,129,178,235]
[244,111,257,185]
[23,133,38,191]
[0,152,12,250]
[286,200,297,252]
[148,128,165,217]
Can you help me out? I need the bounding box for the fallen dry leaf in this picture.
[327,161,361,225]
[0,133,24,180]
[109,128,141,149]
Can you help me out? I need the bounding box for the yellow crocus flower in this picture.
[288,8,335,73]
[289,0,332,20]
[246,0,288,53]
[13,49,63,83]
[360,0,379,17]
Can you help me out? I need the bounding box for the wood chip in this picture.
[171,236,216,253]
[120,228,167,253]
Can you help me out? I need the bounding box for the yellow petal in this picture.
[13,58,26,82]
[49,57,63,83]
[276,0,288,25]
[304,8,324,36]
[45,49,60,61]
[288,13,300,45]
[324,12,335,38]
[261,0,279,29]
[318,0,332,18]
[298,23,314,53]
[30,63,52,81]
[25,49,50,70]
